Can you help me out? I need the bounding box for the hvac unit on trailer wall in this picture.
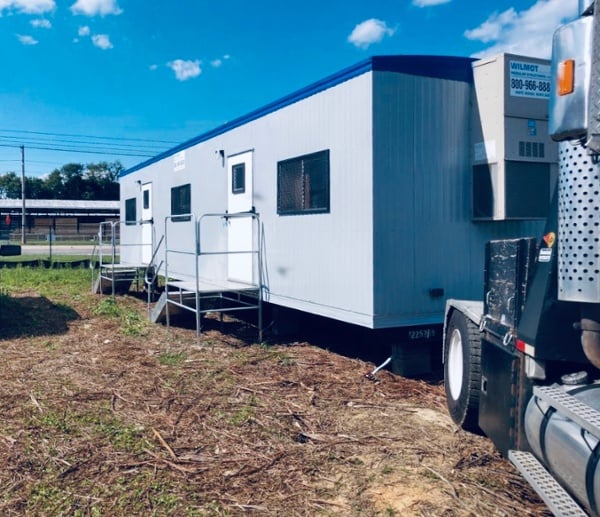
[471,53,557,221]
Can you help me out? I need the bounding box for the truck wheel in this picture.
[444,310,482,433]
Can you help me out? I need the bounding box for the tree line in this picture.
[0,161,122,200]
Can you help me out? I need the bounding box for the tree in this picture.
[44,170,64,198]
[84,161,122,200]
[0,160,122,200]
[26,176,50,199]
[0,172,22,199]
[60,163,86,199]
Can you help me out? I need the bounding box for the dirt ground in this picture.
[0,273,550,516]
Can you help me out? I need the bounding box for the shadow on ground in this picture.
[0,295,80,339]
[155,302,444,383]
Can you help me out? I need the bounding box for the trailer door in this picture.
[141,182,153,264]
[227,151,253,283]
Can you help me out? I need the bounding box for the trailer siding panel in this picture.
[372,71,545,328]
[252,73,375,323]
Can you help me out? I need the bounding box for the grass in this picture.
[0,254,91,263]
[0,266,89,298]
[158,350,187,366]
[93,296,152,337]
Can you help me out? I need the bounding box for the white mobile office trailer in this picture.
[119,54,554,371]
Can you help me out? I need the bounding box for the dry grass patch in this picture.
[0,268,550,516]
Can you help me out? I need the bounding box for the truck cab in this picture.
[443,2,600,514]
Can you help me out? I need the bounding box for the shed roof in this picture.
[0,199,119,216]
[0,200,119,210]
[122,55,476,177]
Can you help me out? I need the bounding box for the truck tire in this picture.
[444,310,482,433]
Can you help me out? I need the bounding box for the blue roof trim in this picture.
[122,55,475,177]
[371,55,475,83]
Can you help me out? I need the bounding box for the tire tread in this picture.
[444,310,482,433]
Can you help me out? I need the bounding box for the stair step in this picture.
[534,385,600,438]
[149,291,166,323]
[508,450,586,516]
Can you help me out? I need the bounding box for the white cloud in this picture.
[168,59,202,81]
[348,18,395,49]
[70,0,122,16]
[0,0,54,14]
[465,0,579,59]
[74,25,112,49]
[211,54,230,67]
[30,18,51,28]
[149,64,158,71]
[17,34,38,45]
[412,0,451,6]
[92,33,112,49]
[464,8,517,43]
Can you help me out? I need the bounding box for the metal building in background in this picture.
[0,199,119,242]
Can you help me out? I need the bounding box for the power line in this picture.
[0,142,154,158]
[0,128,178,174]
[0,132,167,147]
[0,128,180,145]
[0,136,166,155]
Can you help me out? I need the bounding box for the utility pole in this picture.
[21,145,25,245]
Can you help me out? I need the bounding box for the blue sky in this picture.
[0,0,580,177]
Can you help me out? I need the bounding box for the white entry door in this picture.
[227,151,253,283]
[141,182,153,264]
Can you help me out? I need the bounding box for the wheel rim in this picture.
[447,328,464,401]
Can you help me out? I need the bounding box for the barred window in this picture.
[125,197,136,225]
[171,183,191,221]
[277,150,330,215]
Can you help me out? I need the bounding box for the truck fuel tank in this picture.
[525,379,600,515]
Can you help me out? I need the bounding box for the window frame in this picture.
[232,163,246,194]
[124,197,137,225]
[143,188,150,210]
[170,183,192,222]
[277,149,330,216]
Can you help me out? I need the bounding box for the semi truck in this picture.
[442,1,600,514]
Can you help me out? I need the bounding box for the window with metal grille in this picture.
[277,150,330,215]
[171,183,191,221]
[125,197,136,225]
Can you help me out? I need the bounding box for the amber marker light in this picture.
[557,59,575,96]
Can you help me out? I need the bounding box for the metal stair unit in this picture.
[160,211,263,340]
[91,220,154,296]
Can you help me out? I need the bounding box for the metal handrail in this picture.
[92,221,116,295]
[163,214,198,331]
[197,211,263,341]
[89,234,99,293]
[144,233,165,312]
[162,210,263,340]
[93,219,155,297]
